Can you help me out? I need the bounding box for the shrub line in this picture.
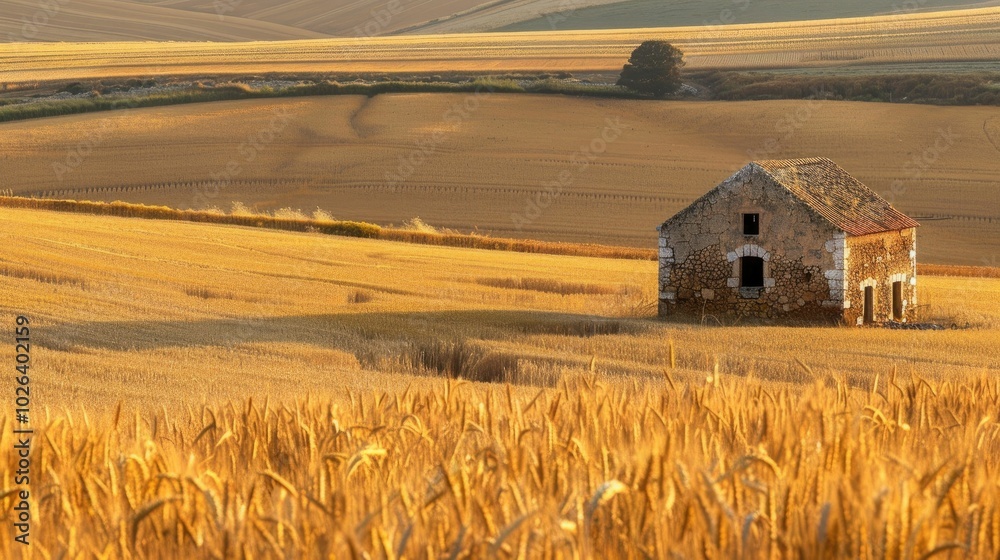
[4,71,999,125]
[2,196,994,273]
[0,79,636,124]
[0,196,655,260]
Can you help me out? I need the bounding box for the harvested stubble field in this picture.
[3,94,998,265]
[0,207,998,557]
[2,8,1000,83]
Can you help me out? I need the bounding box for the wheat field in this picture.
[3,95,998,265]
[0,207,998,557]
[3,365,999,558]
[0,206,995,405]
[4,3,1000,556]
[2,8,999,83]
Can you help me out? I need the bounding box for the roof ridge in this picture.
[752,158,918,236]
[660,159,919,236]
[753,156,832,165]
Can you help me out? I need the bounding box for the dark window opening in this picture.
[740,257,764,288]
[743,213,760,236]
[864,286,875,324]
[804,271,813,283]
[892,281,903,321]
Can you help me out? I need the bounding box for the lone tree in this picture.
[617,41,685,97]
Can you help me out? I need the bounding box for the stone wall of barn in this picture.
[843,228,917,325]
[658,167,845,321]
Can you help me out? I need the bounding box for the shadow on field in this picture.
[43,310,662,385]
[43,310,655,354]
[43,311,903,386]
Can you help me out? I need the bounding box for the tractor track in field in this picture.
[348,96,375,140]
[984,116,1000,153]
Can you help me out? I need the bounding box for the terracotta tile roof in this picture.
[753,157,919,236]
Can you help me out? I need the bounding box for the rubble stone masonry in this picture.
[843,228,917,325]
[658,166,844,321]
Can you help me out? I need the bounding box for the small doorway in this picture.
[863,286,875,324]
[892,281,903,321]
[740,257,764,288]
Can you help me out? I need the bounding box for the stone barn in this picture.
[657,158,919,324]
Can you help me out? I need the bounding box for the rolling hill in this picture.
[0,0,328,42]
[1,0,996,41]
[2,94,998,265]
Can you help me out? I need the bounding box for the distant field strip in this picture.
[494,0,1000,33]
[2,8,1000,82]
